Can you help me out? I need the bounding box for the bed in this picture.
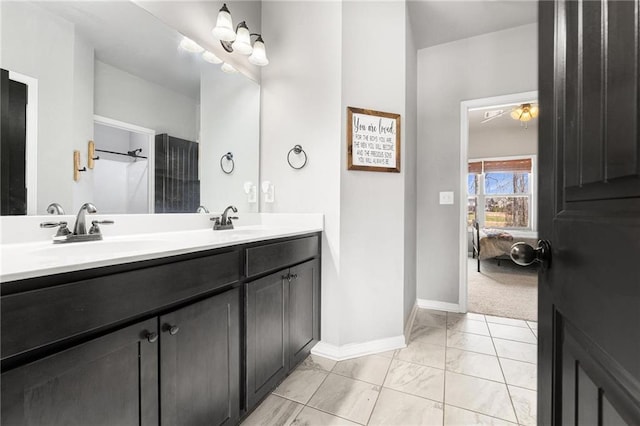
[471,221,538,272]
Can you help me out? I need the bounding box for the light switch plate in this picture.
[439,191,454,205]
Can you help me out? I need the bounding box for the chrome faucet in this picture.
[73,203,98,235]
[46,203,65,215]
[196,205,210,214]
[40,202,113,243]
[211,205,238,230]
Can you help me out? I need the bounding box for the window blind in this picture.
[468,158,532,173]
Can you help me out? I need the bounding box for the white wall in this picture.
[339,1,407,344]
[200,68,260,214]
[416,24,537,305]
[261,1,343,345]
[94,60,198,142]
[1,1,76,213]
[469,125,538,159]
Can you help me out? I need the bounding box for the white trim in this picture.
[459,90,538,314]
[404,302,418,344]
[9,71,38,215]
[311,335,406,362]
[93,115,155,213]
[416,298,462,313]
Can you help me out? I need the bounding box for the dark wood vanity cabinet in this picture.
[0,232,321,425]
[160,288,240,426]
[245,235,320,411]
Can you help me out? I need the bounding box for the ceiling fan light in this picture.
[529,105,539,118]
[179,36,204,53]
[248,36,269,66]
[212,4,236,42]
[202,50,223,64]
[510,108,522,120]
[232,22,253,55]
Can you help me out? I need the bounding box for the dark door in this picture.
[1,318,159,425]
[245,269,289,410]
[160,288,240,426]
[0,68,27,215]
[539,0,640,424]
[289,259,320,368]
[155,133,200,213]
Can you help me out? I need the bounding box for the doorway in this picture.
[459,91,538,321]
[92,115,155,214]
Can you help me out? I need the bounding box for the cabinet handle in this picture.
[146,331,158,343]
[282,273,291,282]
[164,324,180,335]
[290,273,298,280]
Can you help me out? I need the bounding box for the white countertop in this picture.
[1,214,323,283]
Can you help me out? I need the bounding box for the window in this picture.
[467,156,535,230]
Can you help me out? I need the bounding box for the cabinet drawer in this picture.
[2,250,240,362]
[245,235,319,278]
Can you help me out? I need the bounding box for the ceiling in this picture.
[407,0,538,49]
[468,102,538,132]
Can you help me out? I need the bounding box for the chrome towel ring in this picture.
[220,152,234,174]
[287,145,307,169]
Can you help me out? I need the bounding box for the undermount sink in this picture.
[28,239,176,259]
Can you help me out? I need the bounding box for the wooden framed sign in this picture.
[347,107,401,172]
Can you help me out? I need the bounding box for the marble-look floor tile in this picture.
[444,405,517,425]
[445,348,504,382]
[493,338,537,364]
[396,340,446,369]
[532,329,538,338]
[242,394,303,426]
[332,355,391,385]
[444,371,517,423]
[368,388,444,426]
[447,318,491,336]
[500,358,537,390]
[447,330,496,356]
[485,315,529,328]
[377,350,397,359]
[273,366,329,404]
[383,359,445,402]
[526,321,538,330]
[410,323,447,346]
[414,309,447,329]
[307,374,379,425]
[509,385,537,426]
[447,312,486,322]
[488,323,537,344]
[302,354,337,372]
[291,406,360,426]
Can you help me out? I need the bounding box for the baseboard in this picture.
[404,302,418,344]
[311,335,406,361]
[416,298,462,313]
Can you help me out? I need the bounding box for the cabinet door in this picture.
[289,259,320,367]
[160,288,240,426]
[246,270,289,409]
[1,318,158,426]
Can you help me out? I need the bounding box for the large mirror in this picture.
[0,1,260,215]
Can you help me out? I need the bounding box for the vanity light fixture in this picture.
[211,3,269,66]
[221,62,238,74]
[202,50,223,64]
[179,36,204,53]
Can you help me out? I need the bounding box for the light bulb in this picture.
[179,36,204,53]
[248,35,269,66]
[231,22,253,55]
[202,51,223,64]
[212,4,236,42]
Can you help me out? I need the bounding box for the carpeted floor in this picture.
[467,256,538,321]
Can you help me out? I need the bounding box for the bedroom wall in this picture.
[469,124,538,159]
[416,23,537,307]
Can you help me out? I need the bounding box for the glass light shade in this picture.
[202,51,223,64]
[529,105,539,118]
[510,108,523,120]
[231,22,253,55]
[520,113,533,122]
[221,62,238,74]
[212,4,236,42]
[248,36,269,66]
[179,36,204,53]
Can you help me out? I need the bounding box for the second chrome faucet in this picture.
[211,205,238,230]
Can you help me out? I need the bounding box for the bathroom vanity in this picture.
[0,225,321,425]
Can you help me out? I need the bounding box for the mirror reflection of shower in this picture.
[92,117,155,214]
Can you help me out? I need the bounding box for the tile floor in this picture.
[241,309,538,426]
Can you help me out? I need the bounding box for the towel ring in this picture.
[220,152,234,174]
[287,145,307,170]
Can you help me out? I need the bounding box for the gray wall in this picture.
[94,60,199,142]
[469,125,538,159]
[404,9,418,327]
[416,24,537,304]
